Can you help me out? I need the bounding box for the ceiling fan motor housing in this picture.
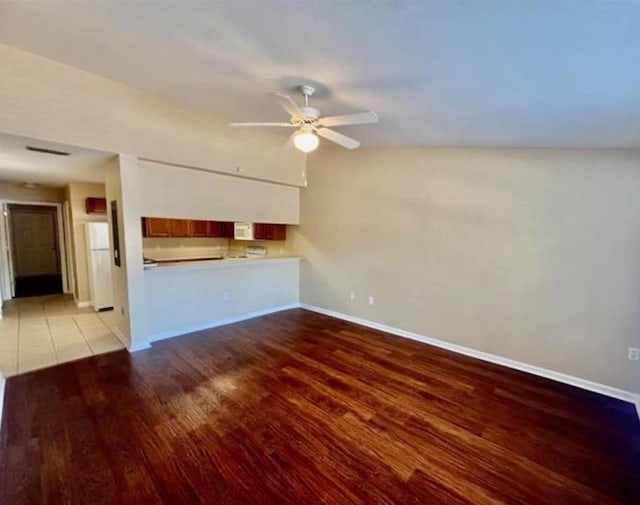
[300,106,320,121]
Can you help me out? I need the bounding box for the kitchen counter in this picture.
[143,255,302,271]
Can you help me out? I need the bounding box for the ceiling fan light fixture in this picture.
[230,84,378,151]
[293,130,319,153]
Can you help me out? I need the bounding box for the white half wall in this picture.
[144,260,300,341]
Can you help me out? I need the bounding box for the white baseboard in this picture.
[75,300,91,308]
[149,304,300,343]
[128,340,151,353]
[300,303,640,415]
[0,373,5,433]
[110,324,150,353]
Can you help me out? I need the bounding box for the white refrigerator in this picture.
[85,222,113,311]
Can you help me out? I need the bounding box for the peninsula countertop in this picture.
[143,255,302,271]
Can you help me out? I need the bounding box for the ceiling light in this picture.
[293,130,319,153]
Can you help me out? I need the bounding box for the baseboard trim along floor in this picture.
[128,341,152,353]
[0,373,5,432]
[300,303,640,420]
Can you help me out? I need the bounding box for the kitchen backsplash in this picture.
[143,237,228,260]
[228,240,290,257]
[143,237,293,260]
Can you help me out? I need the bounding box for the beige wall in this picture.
[295,147,640,393]
[138,160,300,224]
[0,43,306,187]
[0,181,64,203]
[66,182,106,303]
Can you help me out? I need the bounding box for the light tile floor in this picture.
[0,294,124,377]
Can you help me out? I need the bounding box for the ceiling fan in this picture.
[230,85,378,153]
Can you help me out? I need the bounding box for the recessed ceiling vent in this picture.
[26,146,70,156]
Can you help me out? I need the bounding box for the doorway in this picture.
[8,204,63,298]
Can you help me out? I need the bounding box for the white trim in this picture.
[0,200,70,300]
[148,304,300,343]
[128,340,151,353]
[61,201,74,294]
[300,303,640,410]
[75,300,91,308]
[0,372,5,433]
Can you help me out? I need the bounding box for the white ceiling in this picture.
[0,133,112,187]
[1,1,639,148]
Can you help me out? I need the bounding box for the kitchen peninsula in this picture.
[140,215,301,342]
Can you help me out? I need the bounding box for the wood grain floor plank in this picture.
[1,308,638,504]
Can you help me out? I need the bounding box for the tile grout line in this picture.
[74,315,97,355]
[7,298,119,376]
[44,313,61,365]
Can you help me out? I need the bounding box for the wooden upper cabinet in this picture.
[220,222,235,238]
[170,219,192,238]
[206,221,222,237]
[254,223,286,241]
[86,197,107,214]
[142,218,285,240]
[143,217,171,237]
[191,220,209,237]
[253,223,265,240]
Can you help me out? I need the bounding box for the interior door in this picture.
[10,205,60,277]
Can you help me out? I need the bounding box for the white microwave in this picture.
[234,222,254,240]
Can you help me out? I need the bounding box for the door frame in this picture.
[0,200,70,300]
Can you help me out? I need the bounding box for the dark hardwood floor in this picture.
[1,309,638,504]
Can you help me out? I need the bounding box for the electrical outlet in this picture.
[223,292,230,302]
[628,347,639,361]
[368,296,375,306]
[349,291,356,301]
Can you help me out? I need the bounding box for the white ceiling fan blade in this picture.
[315,127,361,150]
[230,122,295,127]
[272,93,304,119]
[318,111,378,127]
[284,131,297,150]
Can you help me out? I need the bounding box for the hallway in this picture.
[0,294,124,376]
